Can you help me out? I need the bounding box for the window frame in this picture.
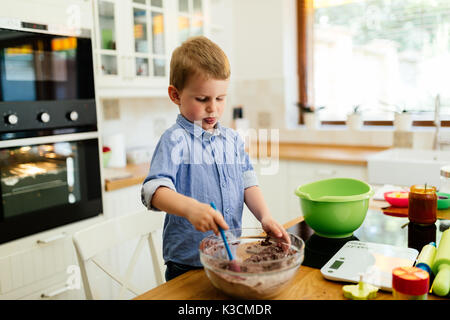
[297,0,446,128]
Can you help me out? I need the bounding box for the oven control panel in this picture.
[0,100,97,133]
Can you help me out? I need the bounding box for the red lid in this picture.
[392,267,429,296]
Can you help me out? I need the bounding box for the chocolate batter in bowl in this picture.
[199,228,305,299]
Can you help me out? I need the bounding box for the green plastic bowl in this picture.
[437,192,450,210]
[295,178,374,238]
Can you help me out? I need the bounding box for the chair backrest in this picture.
[72,211,165,299]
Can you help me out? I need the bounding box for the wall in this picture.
[230,0,298,130]
[100,97,179,152]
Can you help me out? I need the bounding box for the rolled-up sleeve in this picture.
[236,135,258,189]
[141,129,185,211]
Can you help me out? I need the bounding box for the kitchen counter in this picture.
[104,163,149,191]
[135,214,383,300]
[248,142,389,166]
[135,202,449,300]
[104,143,389,191]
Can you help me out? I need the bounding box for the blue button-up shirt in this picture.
[141,114,258,267]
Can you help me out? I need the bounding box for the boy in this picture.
[141,36,289,281]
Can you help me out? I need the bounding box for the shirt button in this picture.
[226,208,230,214]
[222,182,226,188]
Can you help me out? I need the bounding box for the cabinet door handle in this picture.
[37,232,67,245]
[41,285,71,298]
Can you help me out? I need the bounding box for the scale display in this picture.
[320,241,419,291]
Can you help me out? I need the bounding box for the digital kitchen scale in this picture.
[320,241,419,291]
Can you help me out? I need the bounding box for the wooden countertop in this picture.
[104,163,149,192]
[248,142,389,166]
[134,201,447,301]
[105,143,389,191]
[280,143,389,165]
[135,263,445,300]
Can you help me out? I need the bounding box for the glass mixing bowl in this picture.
[199,228,305,299]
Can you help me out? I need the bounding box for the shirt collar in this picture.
[176,114,223,139]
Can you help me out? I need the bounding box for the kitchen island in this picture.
[135,204,449,300]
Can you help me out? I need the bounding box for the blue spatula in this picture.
[210,202,240,272]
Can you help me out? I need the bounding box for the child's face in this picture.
[169,74,229,131]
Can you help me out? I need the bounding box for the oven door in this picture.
[0,132,102,244]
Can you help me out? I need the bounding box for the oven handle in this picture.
[0,131,99,148]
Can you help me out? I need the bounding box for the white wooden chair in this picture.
[72,211,165,300]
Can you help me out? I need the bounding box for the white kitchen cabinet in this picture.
[92,0,170,97]
[2,0,93,30]
[175,0,206,44]
[253,159,368,227]
[92,0,226,98]
[245,159,289,228]
[0,215,104,300]
[102,185,146,219]
[0,185,164,300]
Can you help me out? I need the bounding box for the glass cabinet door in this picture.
[191,0,204,36]
[177,0,204,44]
[132,0,166,78]
[96,0,119,76]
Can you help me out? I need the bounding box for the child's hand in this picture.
[185,202,229,235]
[261,216,291,246]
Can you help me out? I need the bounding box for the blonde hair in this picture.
[170,36,230,90]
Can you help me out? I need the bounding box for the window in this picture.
[298,0,450,126]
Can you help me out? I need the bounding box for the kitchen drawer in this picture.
[0,236,76,297]
[19,273,86,300]
[19,273,85,300]
[0,216,104,299]
[1,266,85,300]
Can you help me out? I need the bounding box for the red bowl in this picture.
[384,191,409,207]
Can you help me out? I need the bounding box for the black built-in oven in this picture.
[0,25,102,244]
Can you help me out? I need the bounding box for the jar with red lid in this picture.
[408,185,437,225]
[392,266,429,300]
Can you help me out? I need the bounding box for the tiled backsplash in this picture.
[233,78,287,130]
[100,97,179,151]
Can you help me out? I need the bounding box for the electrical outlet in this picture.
[103,99,120,120]
[257,112,271,128]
